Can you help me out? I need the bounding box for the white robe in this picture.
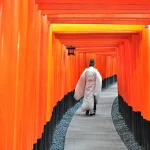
[74,67,102,112]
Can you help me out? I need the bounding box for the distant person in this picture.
[74,58,102,116]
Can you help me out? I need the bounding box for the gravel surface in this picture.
[111,97,142,150]
[50,99,83,150]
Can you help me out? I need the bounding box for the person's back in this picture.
[74,59,102,116]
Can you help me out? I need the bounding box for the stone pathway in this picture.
[64,84,127,150]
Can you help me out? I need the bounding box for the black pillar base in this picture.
[118,95,150,150]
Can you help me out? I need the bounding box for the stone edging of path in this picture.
[111,97,142,150]
[50,99,83,150]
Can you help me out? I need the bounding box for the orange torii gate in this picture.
[1,0,150,150]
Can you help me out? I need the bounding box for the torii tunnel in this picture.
[1,0,150,150]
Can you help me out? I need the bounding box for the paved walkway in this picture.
[64,84,127,150]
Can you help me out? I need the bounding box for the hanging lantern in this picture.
[66,46,76,56]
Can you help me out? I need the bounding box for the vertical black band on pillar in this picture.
[118,95,150,149]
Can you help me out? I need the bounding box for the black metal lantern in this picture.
[66,46,76,56]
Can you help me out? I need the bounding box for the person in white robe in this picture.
[74,59,102,115]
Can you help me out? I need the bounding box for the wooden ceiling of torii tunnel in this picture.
[36,0,150,24]
[35,0,145,56]
[77,51,117,57]
[59,39,126,48]
[76,48,117,56]
[54,33,135,39]
[54,32,139,54]
[78,52,117,56]
[75,47,117,52]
